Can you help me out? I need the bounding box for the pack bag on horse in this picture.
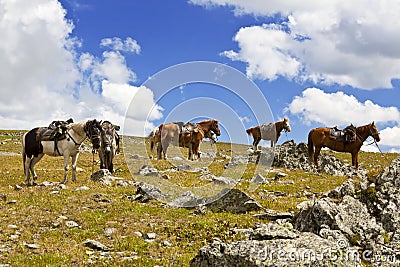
[308,122,380,168]
[98,121,120,173]
[22,119,102,185]
[246,118,291,151]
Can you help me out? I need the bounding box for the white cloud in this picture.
[239,116,251,123]
[286,88,400,126]
[379,127,400,147]
[0,0,162,135]
[100,37,141,54]
[193,0,400,89]
[221,25,300,81]
[0,0,79,125]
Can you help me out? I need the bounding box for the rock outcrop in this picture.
[191,156,400,266]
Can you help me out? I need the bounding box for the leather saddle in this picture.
[329,125,356,143]
[36,119,73,142]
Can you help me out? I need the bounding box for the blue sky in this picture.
[1,0,400,152]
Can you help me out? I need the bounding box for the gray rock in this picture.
[212,176,237,186]
[207,189,263,213]
[84,239,109,251]
[253,209,293,221]
[74,186,90,191]
[138,165,158,176]
[190,232,360,267]
[175,164,191,171]
[133,182,170,202]
[167,191,206,208]
[251,174,269,184]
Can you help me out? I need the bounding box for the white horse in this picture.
[22,119,102,185]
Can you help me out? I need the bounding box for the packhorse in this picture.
[98,121,119,173]
[246,118,291,150]
[149,119,221,160]
[22,119,102,185]
[308,122,380,168]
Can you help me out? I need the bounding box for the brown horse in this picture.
[180,120,221,160]
[246,118,291,150]
[308,122,380,168]
[149,120,221,160]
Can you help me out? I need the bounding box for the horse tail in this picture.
[308,129,314,161]
[22,132,27,174]
[246,128,253,137]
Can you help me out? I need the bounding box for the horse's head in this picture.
[369,121,380,142]
[101,121,116,154]
[283,118,291,132]
[84,119,102,149]
[210,120,221,136]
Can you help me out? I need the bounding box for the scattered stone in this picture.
[251,174,269,184]
[26,243,40,250]
[143,233,156,240]
[223,162,238,169]
[65,220,79,228]
[14,185,22,191]
[253,209,294,220]
[74,186,90,191]
[175,164,191,171]
[212,176,237,186]
[162,240,172,247]
[130,154,146,159]
[7,200,17,204]
[103,228,117,238]
[277,179,295,185]
[134,231,143,238]
[0,194,6,201]
[171,156,183,161]
[7,225,18,229]
[168,191,206,208]
[138,165,158,176]
[83,239,109,251]
[274,172,288,180]
[206,188,263,213]
[132,182,170,202]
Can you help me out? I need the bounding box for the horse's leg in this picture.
[351,152,358,169]
[314,146,321,167]
[29,154,43,185]
[63,153,70,184]
[71,153,79,182]
[253,137,261,151]
[157,143,162,160]
[24,157,32,185]
[161,139,169,160]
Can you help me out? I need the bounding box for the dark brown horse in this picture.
[180,120,221,160]
[149,120,221,160]
[246,118,291,150]
[308,122,380,168]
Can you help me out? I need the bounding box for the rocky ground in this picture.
[190,151,400,266]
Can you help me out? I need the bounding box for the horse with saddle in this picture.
[148,119,220,160]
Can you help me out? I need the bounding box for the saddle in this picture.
[329,124,356,143]
[36,119,73,142]
[260,123,274,140]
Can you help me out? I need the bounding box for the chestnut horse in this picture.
[149,120,221,160]
[308,122,380,168]
[180,120,221,160]
[246,118,291,150]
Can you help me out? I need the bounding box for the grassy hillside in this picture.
[0,130,397,266]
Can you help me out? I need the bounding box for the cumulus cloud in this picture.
[100,37,141,54]
[0,0,161,135]
[192,0,400,89]
[379,127,400,147]
[286,88,400,126]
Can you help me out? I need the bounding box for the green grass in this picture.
[0,130,397,266]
